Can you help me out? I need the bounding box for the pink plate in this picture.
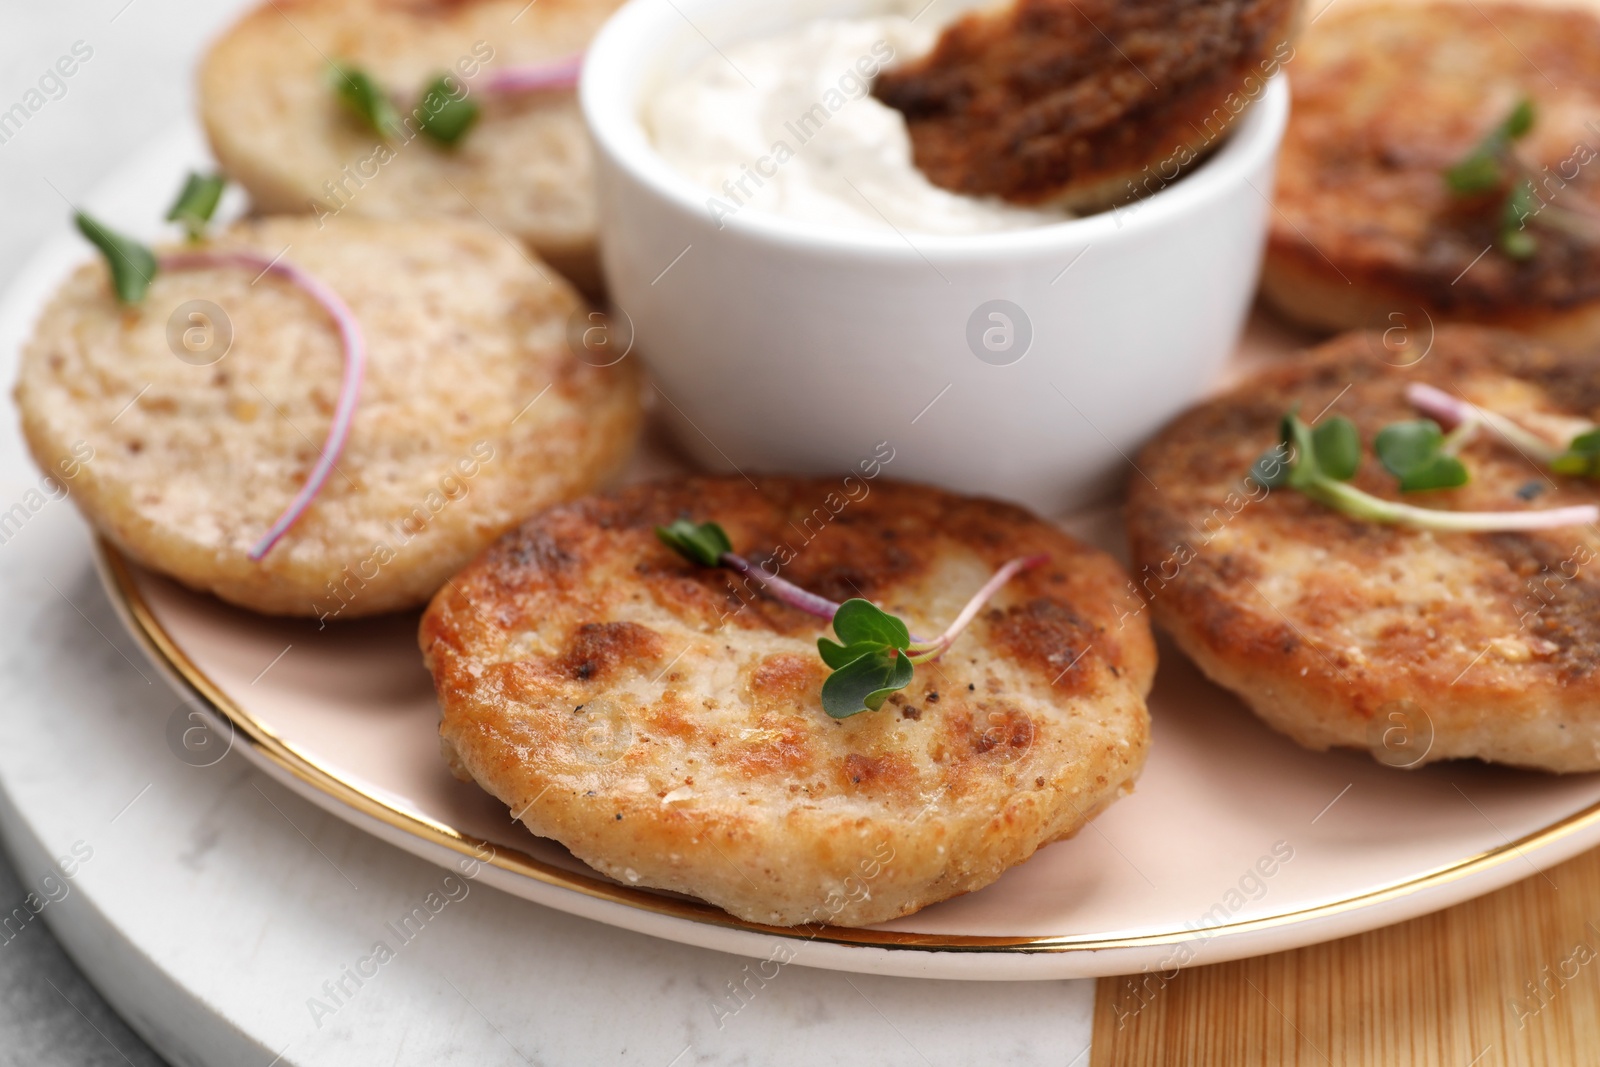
[30,125,1600,980]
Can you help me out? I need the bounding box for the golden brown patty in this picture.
[421,476,1155,926]
[873,0,1298,209]
[1128,326,1600,773]
[1264,1,1600,343]
[15,215,640,617]
[199,0,621,296]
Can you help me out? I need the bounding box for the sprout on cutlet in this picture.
[655,519,1048,718]
[328,54,585,149]
[75,173,365,561]
[1444,98,1600,262]
[1254,405,1599,533]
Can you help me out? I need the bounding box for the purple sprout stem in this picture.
[484,53,585,94]
[1405,382,1560,463]
[717,550,1049,660]
[719,552,841,620]
[907,554,1048,662]
[160,250,367,561]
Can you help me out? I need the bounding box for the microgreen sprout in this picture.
[1500,179,1540,260]
[655,519,1046,718]
[1445,98,1542,260]
[331,63,401,138]
[1407,381,1600,480]
[817,599,916,718]
[1256,409,1598,532]
[655,519,732,568]
[1553,431,1600,479]
[1446,98,1535,194]
[165,171,227,242]
[74,213,157,304]
[656,519,841,619]
[1374,420,1469,492]
[1405,382,1558,462]
[416,75,481,146]
[73,175,367,560]
[327,54,582,149]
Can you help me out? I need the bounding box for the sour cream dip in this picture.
[645,16,1069,235]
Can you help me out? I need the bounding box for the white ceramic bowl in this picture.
[582,0,1290,515]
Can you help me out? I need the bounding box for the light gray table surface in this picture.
[2,6,254,1062]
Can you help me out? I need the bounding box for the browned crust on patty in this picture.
[1265,1,1600,336]
[1127,325,1600,772]
[873,0,1298,208]
[421,476,1156,926]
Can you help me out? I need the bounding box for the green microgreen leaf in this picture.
[165,172,226,241]
[417,75,480,147]
[1500,178,1539,260]
[1311,416,1361,482]
[1280,412,1319,491]
[1375,419,1469,490]
[1250,442,1292,489]
[1446,154,1504,195]
[1376,420,1445,477]
[820,647,914,719]
[1276,411,1361,487]
[75,212,157,304]
[1444,98,1543,259]
[818,600,917,716]
[1446,97,1537,194]
[829,598,912,650]
[655,519,732,567]
[1552,429,1600,478]
[818,638,886,671]
[331,63,400,139]
[1504,98,1537,139]
[1396,455,1470,492]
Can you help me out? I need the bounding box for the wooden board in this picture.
[1092,845,1600,1065]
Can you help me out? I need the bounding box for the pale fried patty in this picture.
[421,477,1155,926]
[199,0,620,295]
[1264,2,1600,344]
[873,0,1298,209]
[15,215,640,617]
[1128,327,1600,773]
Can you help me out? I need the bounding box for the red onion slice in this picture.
[161,250,366,561]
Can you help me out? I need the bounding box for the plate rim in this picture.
[98,541,1600,960]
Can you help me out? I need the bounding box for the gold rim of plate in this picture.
[97,540,1600,955]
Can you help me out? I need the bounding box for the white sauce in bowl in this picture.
[645,16,1070,235]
